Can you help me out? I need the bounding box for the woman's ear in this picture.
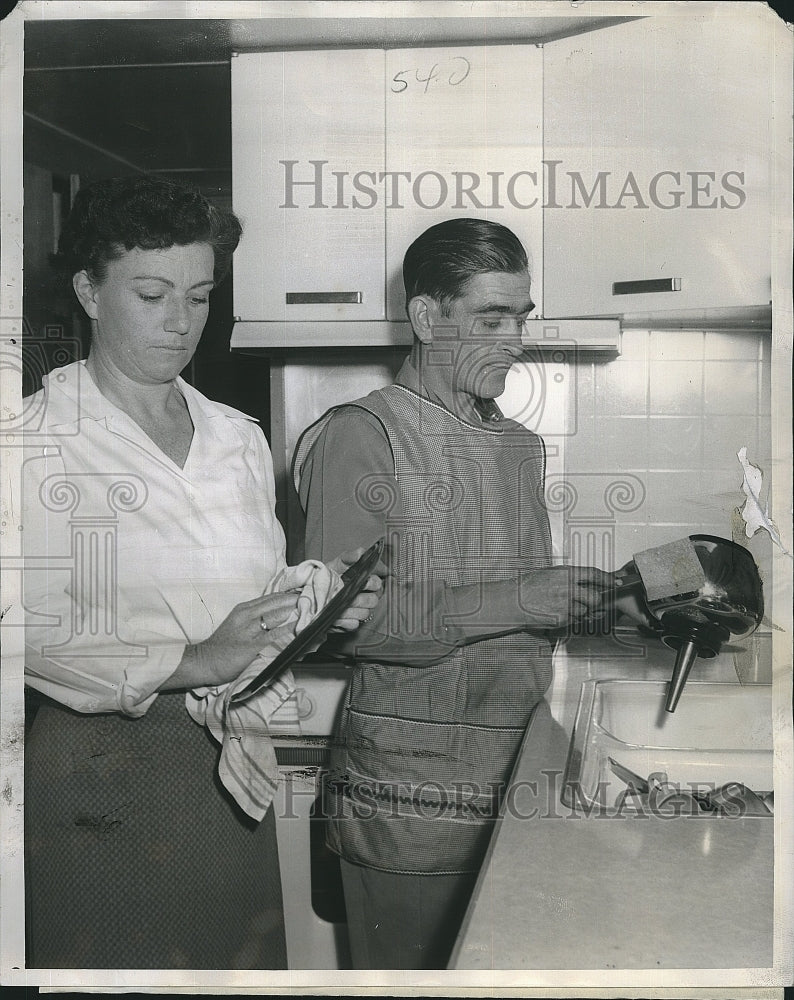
[407,295,435,345]
[72,271,100,320]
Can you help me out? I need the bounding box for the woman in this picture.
[22,176,380,969]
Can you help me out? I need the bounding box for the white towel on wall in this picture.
[186,560,342,821]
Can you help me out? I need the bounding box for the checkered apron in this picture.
[317,386,554,874]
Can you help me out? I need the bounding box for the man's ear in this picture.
[407,295,436,344]
[72,271,100,320]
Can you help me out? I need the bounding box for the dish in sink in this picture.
[561,680,772,813]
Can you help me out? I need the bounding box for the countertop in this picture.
[449,629,775,972]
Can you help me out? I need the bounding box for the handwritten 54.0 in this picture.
[391,57,471,94]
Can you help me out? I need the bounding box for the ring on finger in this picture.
[259,614,270,632]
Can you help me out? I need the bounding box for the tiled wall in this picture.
[560,329,773,582]
[279,332,775,594]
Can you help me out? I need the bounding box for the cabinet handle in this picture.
[612,278,682,296]
[286,292,363,305]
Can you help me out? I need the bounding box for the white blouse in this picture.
[23,361,286,717]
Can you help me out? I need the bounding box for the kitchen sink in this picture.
[562,680,773,812]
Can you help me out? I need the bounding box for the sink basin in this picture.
[562,680,773,811]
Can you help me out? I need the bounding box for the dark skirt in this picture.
[25,691,287,969]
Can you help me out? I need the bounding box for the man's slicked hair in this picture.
[402,218,529,316]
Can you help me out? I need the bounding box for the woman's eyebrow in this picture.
[131,275,216,289]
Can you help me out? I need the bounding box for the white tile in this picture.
[556,469,648,523]
[702,465,747,499]
[759,333,773,365]
[643,470,734,523]
[598,417,650,468]
[595,359,648,416]
[612,525,650,565]
[703,331,763,360]
[757,416,772,463]
[645,417,703,468]
[642,524,704,552]
[649,330,705,361]
[567,361,596,429]
[648,361,703,415]
[565,425,603,472]
[759,355,771,415]
[617,329,650,361]
[703,416,759,468]
[703,360,759,414]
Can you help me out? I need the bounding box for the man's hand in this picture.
[519,566,615,630]
[327,546,387,632]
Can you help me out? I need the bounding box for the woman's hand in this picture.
[165,592,301,690]
[198,592,303,679]
[327,546,387,632]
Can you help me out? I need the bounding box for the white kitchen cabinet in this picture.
[543,14,774,319]
[385,44,543,320]
[231,49,386,322]
[231,45,544,337]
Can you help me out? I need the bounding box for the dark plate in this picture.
[229,538,384,706]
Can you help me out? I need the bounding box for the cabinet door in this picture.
[385,45,543,320]
[232,50,385,322]
[543,15,773,318]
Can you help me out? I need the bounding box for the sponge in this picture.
[632,538,706,603]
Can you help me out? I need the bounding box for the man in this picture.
[294,218,610,969]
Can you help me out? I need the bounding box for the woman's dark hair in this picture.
[402,217,529,316]
[55,175,242,285]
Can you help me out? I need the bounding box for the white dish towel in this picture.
[186,560,342,821]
